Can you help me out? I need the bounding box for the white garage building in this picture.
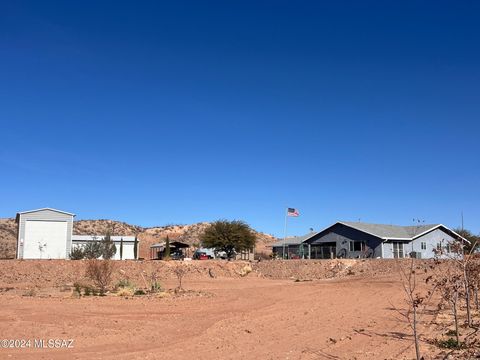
[16,208,138,260]
[71,235,137,260]
[16,208,75,259]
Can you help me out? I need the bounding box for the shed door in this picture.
[23,220,68,259]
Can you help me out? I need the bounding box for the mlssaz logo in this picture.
[34,339,74,349]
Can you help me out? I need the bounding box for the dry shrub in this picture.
[239,264,252,277]
[116,287,135,297]
[173,264,188,290]
[85,260,115,295]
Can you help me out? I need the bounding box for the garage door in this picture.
[23,220,68,259]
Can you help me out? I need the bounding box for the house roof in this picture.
[339,221,441,240]
[72,235,136,242]
[271,232,318,247]
[273,222,469,247]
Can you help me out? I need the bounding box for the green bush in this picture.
[69,247,85,260]
[445,329,459,337]
[151,281,162,293]
[116,279,135,289]
[435,338,463,349]
[84,241,103,259]
[101,233,117,260]
[73,282,82,295]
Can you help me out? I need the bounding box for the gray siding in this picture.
[17,209,74,259]
[307,223,383,258]
[382,228,457,259]
[409,228,457,259]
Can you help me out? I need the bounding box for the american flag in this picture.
[287,208,299,217]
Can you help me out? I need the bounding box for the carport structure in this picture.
[150,241,189,260]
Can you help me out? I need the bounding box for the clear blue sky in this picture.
[1,1,479,237]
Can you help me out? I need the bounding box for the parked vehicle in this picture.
[193,248,214,260]
[170,250,185,260]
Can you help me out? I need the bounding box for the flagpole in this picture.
[283,207,288,259]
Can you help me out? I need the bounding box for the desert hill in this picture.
[0,218,17,259]
[0,218,277,259]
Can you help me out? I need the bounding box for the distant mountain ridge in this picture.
[0,218,277,259]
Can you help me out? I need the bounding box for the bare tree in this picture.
[173,264,188,291]
[431,265,464,347]
[435,237,478,328]
[395,259,436,360]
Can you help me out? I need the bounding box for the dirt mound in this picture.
[0,260,256,290]
[0,258,437,292]
[253,259,435,280]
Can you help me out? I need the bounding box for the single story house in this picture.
[272,221,467,259]
[72,235,137,260]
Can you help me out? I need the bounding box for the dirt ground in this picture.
[0,260,477,359]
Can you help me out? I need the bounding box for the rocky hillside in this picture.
[0,219,277,259]
[0,219,16,259]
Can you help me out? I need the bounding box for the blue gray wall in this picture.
[382,228,458,259]
[306,223,383,258]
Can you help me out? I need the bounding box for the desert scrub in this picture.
[434,337,465,349]
[116,279,135,290]
[116,287,135,297]
[85,260,115,295]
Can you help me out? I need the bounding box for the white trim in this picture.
[434,224,470,243]
[16,208,75,217]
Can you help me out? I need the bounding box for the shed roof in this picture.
[16,207,75,219]
[150,241,189,248]
[72,235,136,242]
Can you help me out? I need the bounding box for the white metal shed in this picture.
[16,208,75,259]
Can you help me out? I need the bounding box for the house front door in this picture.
[392,242,404,258]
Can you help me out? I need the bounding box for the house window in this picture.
[349,241,365,252]
[446,244,451,253]
[436,243,442,251]
[421,242,426,250]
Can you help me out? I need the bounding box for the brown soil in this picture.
[0,260,478,359]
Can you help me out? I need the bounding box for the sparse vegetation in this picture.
[85,260,115,295]
[133,236,138,260]
[173,265,188,291]
[395,259,435,360]
[164,235,171,260]
[69,246,85,260]
[83,240,103,259]
[101,232,117,260]
[434,337,465,349]
[119,237,124,260]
